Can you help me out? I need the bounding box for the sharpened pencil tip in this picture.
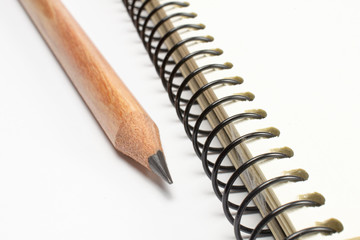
[148,151,173,184]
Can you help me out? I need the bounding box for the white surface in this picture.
[0,1,241,239]
[180,0,360,239]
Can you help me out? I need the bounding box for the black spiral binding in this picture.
[122,1,337,239]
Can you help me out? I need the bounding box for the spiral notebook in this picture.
[122,0,360,239]
[3,0,359,239]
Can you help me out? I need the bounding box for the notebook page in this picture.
[174,0,360,239]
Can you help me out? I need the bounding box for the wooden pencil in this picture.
[19,0,173,184]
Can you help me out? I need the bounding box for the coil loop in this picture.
[159,36,213,88]
[182,78,242,137]
[221,152,290,223]
[152,23,205,65]
[189,94,253,160]
[172,63,233,121]
[234,175,305,239]
[210,131,277,201]
[285,227,336,240]
[167,48,223,100]
[139,2,189,40]
[233,175,335,240]
[122,1,339,239]
[146,12,197,54]
[199,113,263,177]
[134,0,152,30]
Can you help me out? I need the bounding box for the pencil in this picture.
[19,0,173,184]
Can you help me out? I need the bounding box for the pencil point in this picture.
[148,151,173,184]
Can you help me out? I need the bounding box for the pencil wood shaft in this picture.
[19,0,171,181]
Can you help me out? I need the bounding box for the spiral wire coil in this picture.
[122,1,337,239]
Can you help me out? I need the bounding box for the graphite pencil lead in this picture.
[148,151,173,184]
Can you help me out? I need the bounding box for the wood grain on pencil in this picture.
[19,0,172,183]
